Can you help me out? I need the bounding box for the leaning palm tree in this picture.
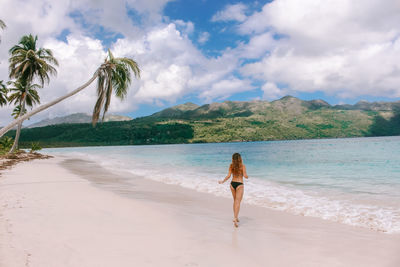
[7,80,40,152]
[0,80,8,106]
[7,34,58,153]
[92,50,140,125]
[0,49,140,138]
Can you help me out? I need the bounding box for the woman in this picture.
[219,153,248,227]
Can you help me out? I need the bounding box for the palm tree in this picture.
[7,34,58,153]
[0,19,6,43]
[9,34,58,86]
[92,50,140,125]
[0,80,7,106]
[8,80,41,113]
[0,49,140,138]
[7,80,40,152]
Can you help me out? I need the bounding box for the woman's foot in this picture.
[234,220,239,227]
[233,217,239,223]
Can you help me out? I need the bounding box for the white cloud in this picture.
[135,64,191,100]
[113,23,247,104]
[112,23,205,103]
[239,0,400,99]
[211,3,248,22]
[173,20,194,35]
[199,77,254,102]
[198,32,210,44]
[128,0,174,16]
[261,82,285,100]
[237,32,276,59]
[69,0,175,36]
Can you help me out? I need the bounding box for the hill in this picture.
[27,113,132,128]
[7,96,400,148]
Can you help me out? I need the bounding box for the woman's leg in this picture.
[233,185,244,222]
[230,185,236,219]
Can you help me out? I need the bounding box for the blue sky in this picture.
[165,0,256,55]
[0,0,399,123]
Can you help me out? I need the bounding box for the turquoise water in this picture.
[44,136,400,233]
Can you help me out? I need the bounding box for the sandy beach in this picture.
[0,156,399,267]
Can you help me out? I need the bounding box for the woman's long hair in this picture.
[231,153,243,176]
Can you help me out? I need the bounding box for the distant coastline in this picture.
[6,95,400,148]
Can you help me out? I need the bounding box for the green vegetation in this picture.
[8,120,193,148]
[29,142,42,153]
[0,19,6,44]
[0,136,13,154]
[0,80,7,106]
[0,19,5,31]
[7,96,400,148]
[369,109,400,136]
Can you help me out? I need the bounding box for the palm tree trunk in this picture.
[0,72,98,139]
[9,121,22,153]
[9,96,27,153]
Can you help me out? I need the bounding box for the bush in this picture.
[0,136,14,154]
[30,142,42,153]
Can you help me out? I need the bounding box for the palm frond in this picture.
[12,106,22,118]
[0,19,6,44]
[0,80,8,106]
[0,19,6,29]
[7,80,41,117]
[0,19,6,45]
[118,57,141,79]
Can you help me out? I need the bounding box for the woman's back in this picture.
[231,163,245,182]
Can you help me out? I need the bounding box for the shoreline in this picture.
[20,135,400,150]
[1,156,399,266]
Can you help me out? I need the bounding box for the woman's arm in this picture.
[243,164,249,179]
[218,165,232,184]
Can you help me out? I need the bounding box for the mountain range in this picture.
[26,113,132,128]
[7,95,400,147]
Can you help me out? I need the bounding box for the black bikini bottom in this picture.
[230,181,243,190]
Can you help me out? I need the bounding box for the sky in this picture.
[0,0,400,125]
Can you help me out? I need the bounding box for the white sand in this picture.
[1,157,399,267]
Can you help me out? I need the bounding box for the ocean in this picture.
[44,136,400,233]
